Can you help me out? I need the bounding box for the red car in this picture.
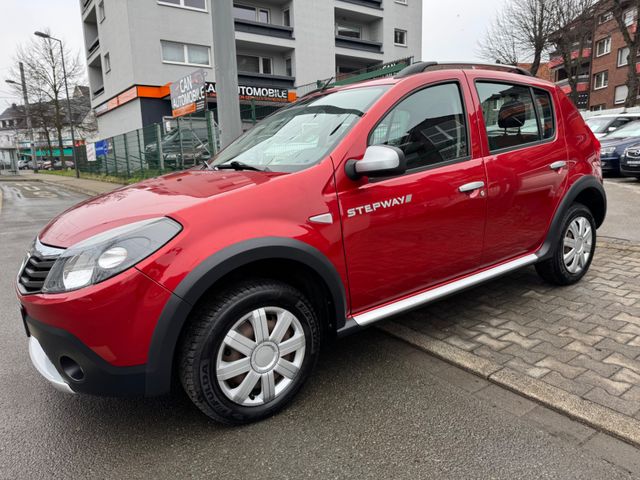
[17,62,606,424]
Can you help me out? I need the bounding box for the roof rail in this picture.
[395,61,533,79]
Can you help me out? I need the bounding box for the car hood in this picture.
[39,169,283,248]
[600,137,640,149]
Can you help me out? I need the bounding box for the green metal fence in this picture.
[72,56,415,182]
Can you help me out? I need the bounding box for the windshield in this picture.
[585,117,614,133]
[606,120,640,139]
[208,85,389,173]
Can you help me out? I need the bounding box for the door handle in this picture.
[549,161,567,170]
[459,181,485,193]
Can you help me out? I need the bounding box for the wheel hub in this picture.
[251,342,279,373]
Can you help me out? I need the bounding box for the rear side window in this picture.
[476,82,554,152]
[370,82,468,171]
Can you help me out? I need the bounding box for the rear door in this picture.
[465,72,569,265]
[336,75,488,313]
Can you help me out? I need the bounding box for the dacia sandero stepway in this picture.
[17,62,606,424]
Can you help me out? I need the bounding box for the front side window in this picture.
[209,86,389,173]
[370,83,468,170]
[476,82,541,152]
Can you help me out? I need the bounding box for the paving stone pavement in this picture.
[392,239,640,430]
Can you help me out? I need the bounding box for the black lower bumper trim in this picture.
[25,316,147,396]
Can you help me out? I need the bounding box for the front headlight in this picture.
[601,146,616,156]
[42,217,182,293]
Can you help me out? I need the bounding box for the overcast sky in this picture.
[0,0,506,106]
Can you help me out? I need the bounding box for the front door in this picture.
[468,75,569,265]
[337,80,488,314]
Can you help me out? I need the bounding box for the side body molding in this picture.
[537,175,607,261]
[144,237,347,396]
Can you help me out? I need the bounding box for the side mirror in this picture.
[345,145,407,180]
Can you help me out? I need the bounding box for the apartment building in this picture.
[548,0,638,110]
[80,0,423,138]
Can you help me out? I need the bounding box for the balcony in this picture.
[549,49,591,69]
[337,0,383,9]
[234,18,294,39]
[335,36,382,53]
[87,37,100,59]
[238,72,295,89]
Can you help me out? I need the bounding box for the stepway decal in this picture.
[347,195,413,218]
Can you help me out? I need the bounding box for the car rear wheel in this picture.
[178,280,321,424]
[535,203,596,286]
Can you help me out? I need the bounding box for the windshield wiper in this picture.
[215,161,264,172]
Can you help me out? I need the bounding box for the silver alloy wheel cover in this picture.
[563,216,593,274]
[215,306,306,407]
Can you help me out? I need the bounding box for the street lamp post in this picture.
[6,62,37,173]
[34,31,80,178]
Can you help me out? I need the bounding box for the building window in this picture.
[395,0,408,4]
[593,71,609,90]
[98,1,105,21]
[285,57,293,77]
[158,0,207,11]
[336,23,362,39]
[103,52,111,73]
[595,37,611,57]
[598,11,613,24]
[624,8,637,27]
[615,85,629,104]
[161,41,210,66]
[283,9,291,27]
[237,54,273,74]
[618,47,630,67]
[394,29,408,46]
[590,104,606,111]
[234,4,270,23]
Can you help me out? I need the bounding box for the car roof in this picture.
[587,113,640,119]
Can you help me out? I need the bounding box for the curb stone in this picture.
[379,321,640,448]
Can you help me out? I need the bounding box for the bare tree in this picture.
[7,29,84,161]
[479,0,553,76]
[547,0,597,105]
[610,0,640,108]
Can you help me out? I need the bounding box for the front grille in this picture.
[18,240,64,295]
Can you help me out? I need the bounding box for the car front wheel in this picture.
[179,280,321,424]
[535,202,596,286]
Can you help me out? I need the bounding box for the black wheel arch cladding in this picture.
[537,175,606,261]
[144,237,347,396]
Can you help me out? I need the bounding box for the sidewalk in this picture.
[0,171,123,196]
[381,238,640,448]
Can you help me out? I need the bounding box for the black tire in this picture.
[178,280,321,425]
[535,202,596,286]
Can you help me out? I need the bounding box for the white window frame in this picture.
[615,85,628,104]
[161,41,211,67]
[618,47,630,67]
[157,0,207,13]
[595,37,611,57]
[335,22,362,39]
[395,0,408,4]
[593,71,609,90]
[233,3,271,23]
[98,0,105,22]
[103,52,111,73]
[394,28,408,47]
[624,8,637,27]
[237,54,273,74]
[598,11,613,24]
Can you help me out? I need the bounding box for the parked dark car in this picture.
[599,120,640,175]
[145,128,211,170]
[621,143,640,180]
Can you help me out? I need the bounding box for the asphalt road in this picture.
[0,180,637,479]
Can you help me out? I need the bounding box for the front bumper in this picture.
[600,155,620,173]
[620,157,640,177]
[28,335,74,394]
[25,315,147,396]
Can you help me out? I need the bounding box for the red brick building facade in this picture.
[549,0,639,110]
